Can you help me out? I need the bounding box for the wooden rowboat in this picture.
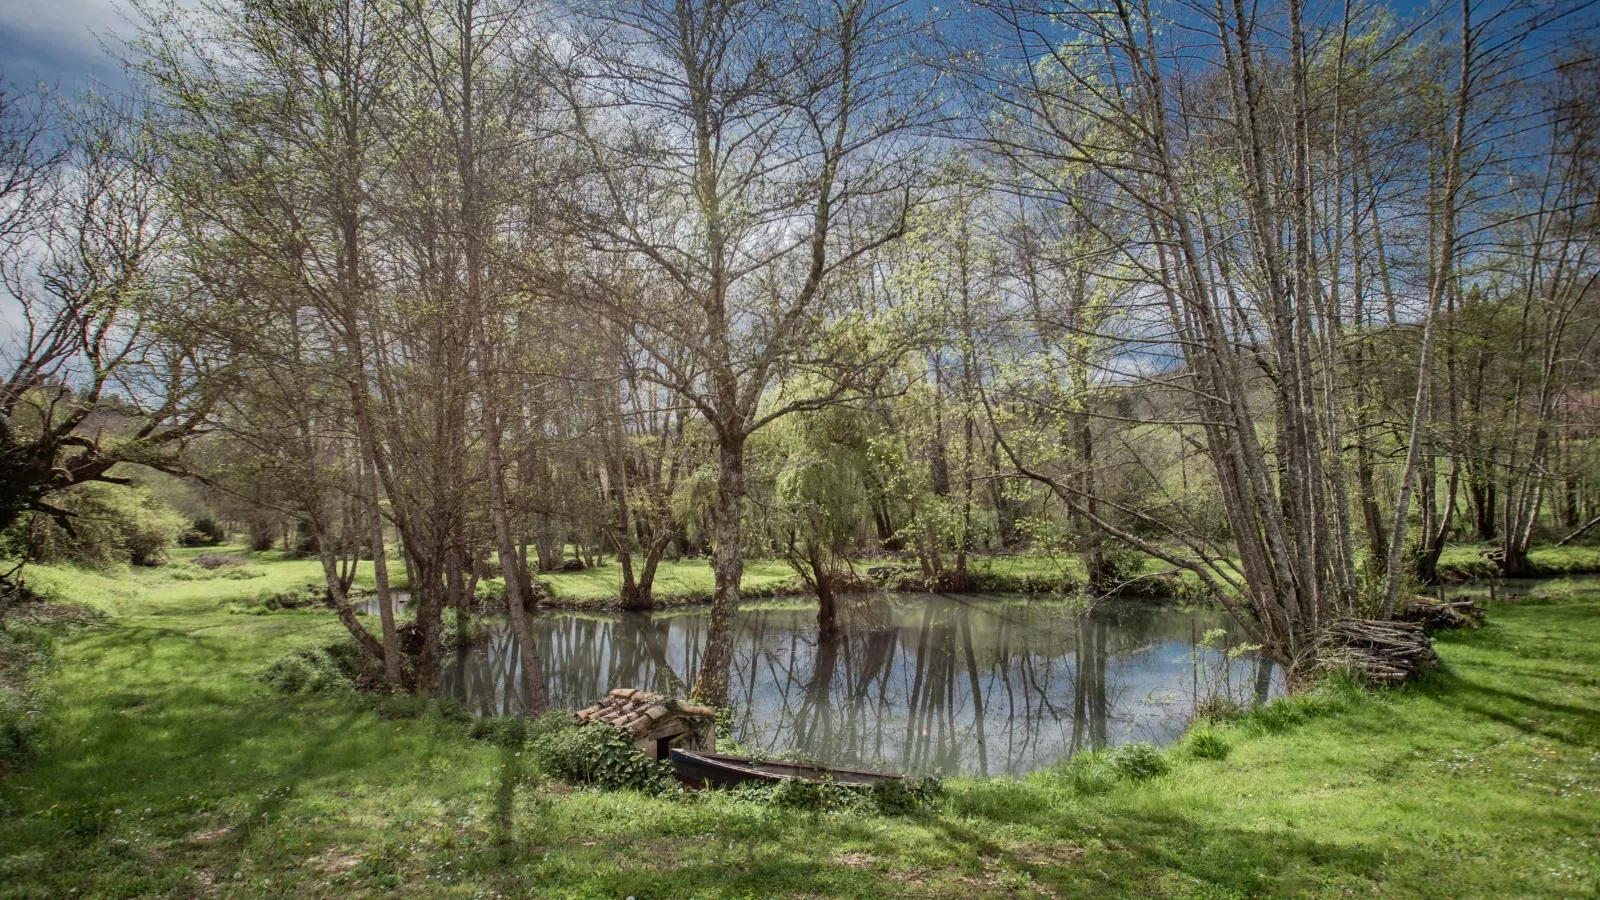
[669,748,902,789]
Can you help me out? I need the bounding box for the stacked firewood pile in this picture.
[1397,596,1486,632]
[1316,619,1440,683]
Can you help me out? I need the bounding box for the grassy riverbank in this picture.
[1435,544,1600,582]
[2,558,1598,897]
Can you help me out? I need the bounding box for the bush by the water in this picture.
[1239,671,1366,734]
[1108,741,1169,780]
[1185,727,1232,761]
[1192,694,1247,723]
[1061,741,1170,793]
[468,715,532,746]
[370,694,472,723]
[528,719,676,794]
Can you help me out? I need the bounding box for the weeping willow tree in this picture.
[761,387,877,636]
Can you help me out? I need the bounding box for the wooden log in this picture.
[1397,597,1484,632]
[1316,618,1440,683]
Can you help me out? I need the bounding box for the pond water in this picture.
[378,594,1282,776]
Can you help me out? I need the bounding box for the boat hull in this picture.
[669,749,900,789]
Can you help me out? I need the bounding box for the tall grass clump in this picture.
[1059,741,1170,794]
[1184,727,1232,761]
[1239,670,1368,735]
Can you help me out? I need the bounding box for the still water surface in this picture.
[374,594,1282,776]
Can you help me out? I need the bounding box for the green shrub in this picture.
[181,517,227,547]
[469,715,530,746]
[1185,727,1232,761]
[374,694,430,719]
[1060,750,1118,794]
[529,721,675,794]
[9,483,188,567]
[230,582,324,614]
[0,682,44,771]
[470,710,578,746]
[869,775,943,814]
[218,567,265,581]
[1192,694,1246,723]
[726,773,942,815]
[1108,741,1169,781]
[429,698,473,725]
[258,640,362,695]
[259,652,325,694]
[1086,542,1147,591]
[1060,742,1171,793]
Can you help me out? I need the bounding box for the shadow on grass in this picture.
[0,612,468,897]
[493,742,523,849]
[1428,673,1599,745]
[929,805,1385,896]
[70,622,235,664]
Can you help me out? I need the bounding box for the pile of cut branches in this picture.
[1316,619,1439,683]
[1397,596,1485,633]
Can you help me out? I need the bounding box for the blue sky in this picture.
[1,0,134,94]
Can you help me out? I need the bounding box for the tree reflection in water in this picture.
[437,594,1280,775]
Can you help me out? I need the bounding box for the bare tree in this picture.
[552,0,938,703]
[1,96,212,575]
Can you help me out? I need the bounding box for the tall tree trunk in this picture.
[812,539,838,638]
[360,454,402,686]
[692,435,745,705]
[481,375,548,715]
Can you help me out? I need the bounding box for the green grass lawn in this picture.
[55,544,809,608]
[1436,543,1600,581]
[538,557,798,603]
[2,558,1599,896]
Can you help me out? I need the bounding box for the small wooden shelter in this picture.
[576,688,717,760]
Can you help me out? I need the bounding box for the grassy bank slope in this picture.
[1,560,1597,897]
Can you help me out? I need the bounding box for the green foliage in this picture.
[1192,694,1247,723]
[1238,671,1366,735]
[529,721,676,794]
[1059,741,1170,793]
[1087,541,1147,589]
[180,517,227,547]
[729,773,943,816]
[4,483,188,568]
[868,775,944,814]
[1058,749,1119,795]
[1107,741,1169,781]
[258,640,362,695]
[467,710,573,747]
[468,715,530,746]
[1185,727,1232,761]
[192,552,247,570]
[228,582,324,614]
